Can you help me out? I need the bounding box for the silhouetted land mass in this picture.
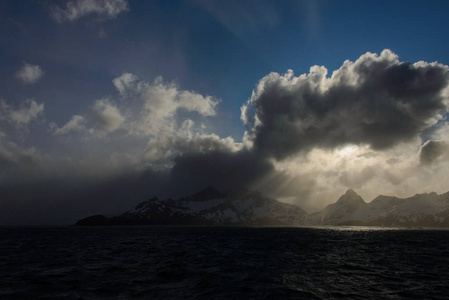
[75,187,449,227]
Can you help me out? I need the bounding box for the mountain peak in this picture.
[345,189,358,197]
[336,189,365,205]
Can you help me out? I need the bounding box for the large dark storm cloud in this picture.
[242,50,449,160]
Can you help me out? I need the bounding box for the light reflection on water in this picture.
[315,225,401,231]
[306,225,442,231]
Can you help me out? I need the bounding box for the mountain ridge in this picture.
[310,189,449,227]
[76,187,308,226]
[75,187,449,227]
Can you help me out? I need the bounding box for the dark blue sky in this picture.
[1,0,449,224]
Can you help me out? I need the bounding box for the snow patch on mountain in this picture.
[116,187,308,226]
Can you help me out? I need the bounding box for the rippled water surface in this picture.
[1,226,449,299]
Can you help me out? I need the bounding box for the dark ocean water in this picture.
[1,226,449,299]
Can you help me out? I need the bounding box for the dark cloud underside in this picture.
[420,140,449,165]
[169,150,273,194]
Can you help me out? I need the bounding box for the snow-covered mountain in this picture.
[310,190,449,227]
[76,187,308,226]
[309,189,367,225]
[75,187,449,227]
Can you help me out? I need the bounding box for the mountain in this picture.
[310,189,367,225]
[75,187,308,226]
[75,187,449,227]
[310,190,449,227]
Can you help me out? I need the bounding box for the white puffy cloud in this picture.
[51,0,129,23]
[133,76,219,136]
[10,100,45,125]
[108,73,231,162]
[131,76,231,162]
[0,99,44,125]
[52,74,234,167]
[53,99,124,137]
[15,62,44,84]
[89,98,124,134]
[53,115,86,135]
[113,72,138,96]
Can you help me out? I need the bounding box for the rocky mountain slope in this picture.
[75,187,308,226]
[76,187,449,227]
[310,189,449,227]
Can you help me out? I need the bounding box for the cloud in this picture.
[139,76,218,119]
[112,75,219,134]
[169,150,273,194]
[145,127,242,162]
[4,51,449,225]
[52,74,233,166]
[10,100,45,125]
[53,99,124,136]
[53,115,86,135]
[89,99,125,134]
[112,73,222,155]
[136,77,228,162]
[15,62,44,84]
[174,132,242,154]
[255,141,415,208]
[0,135,45,187]
[242,50,449,160]
[420,140,449,165]
[112,72,138,96]
[51,0,129,23]
[0,99,44,125]
[0,97,244,225]
[338,166,376,190]
[111,74,228,162]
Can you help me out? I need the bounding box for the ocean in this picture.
[0,226,448,299]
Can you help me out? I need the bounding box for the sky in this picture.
[1,0,449,225]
